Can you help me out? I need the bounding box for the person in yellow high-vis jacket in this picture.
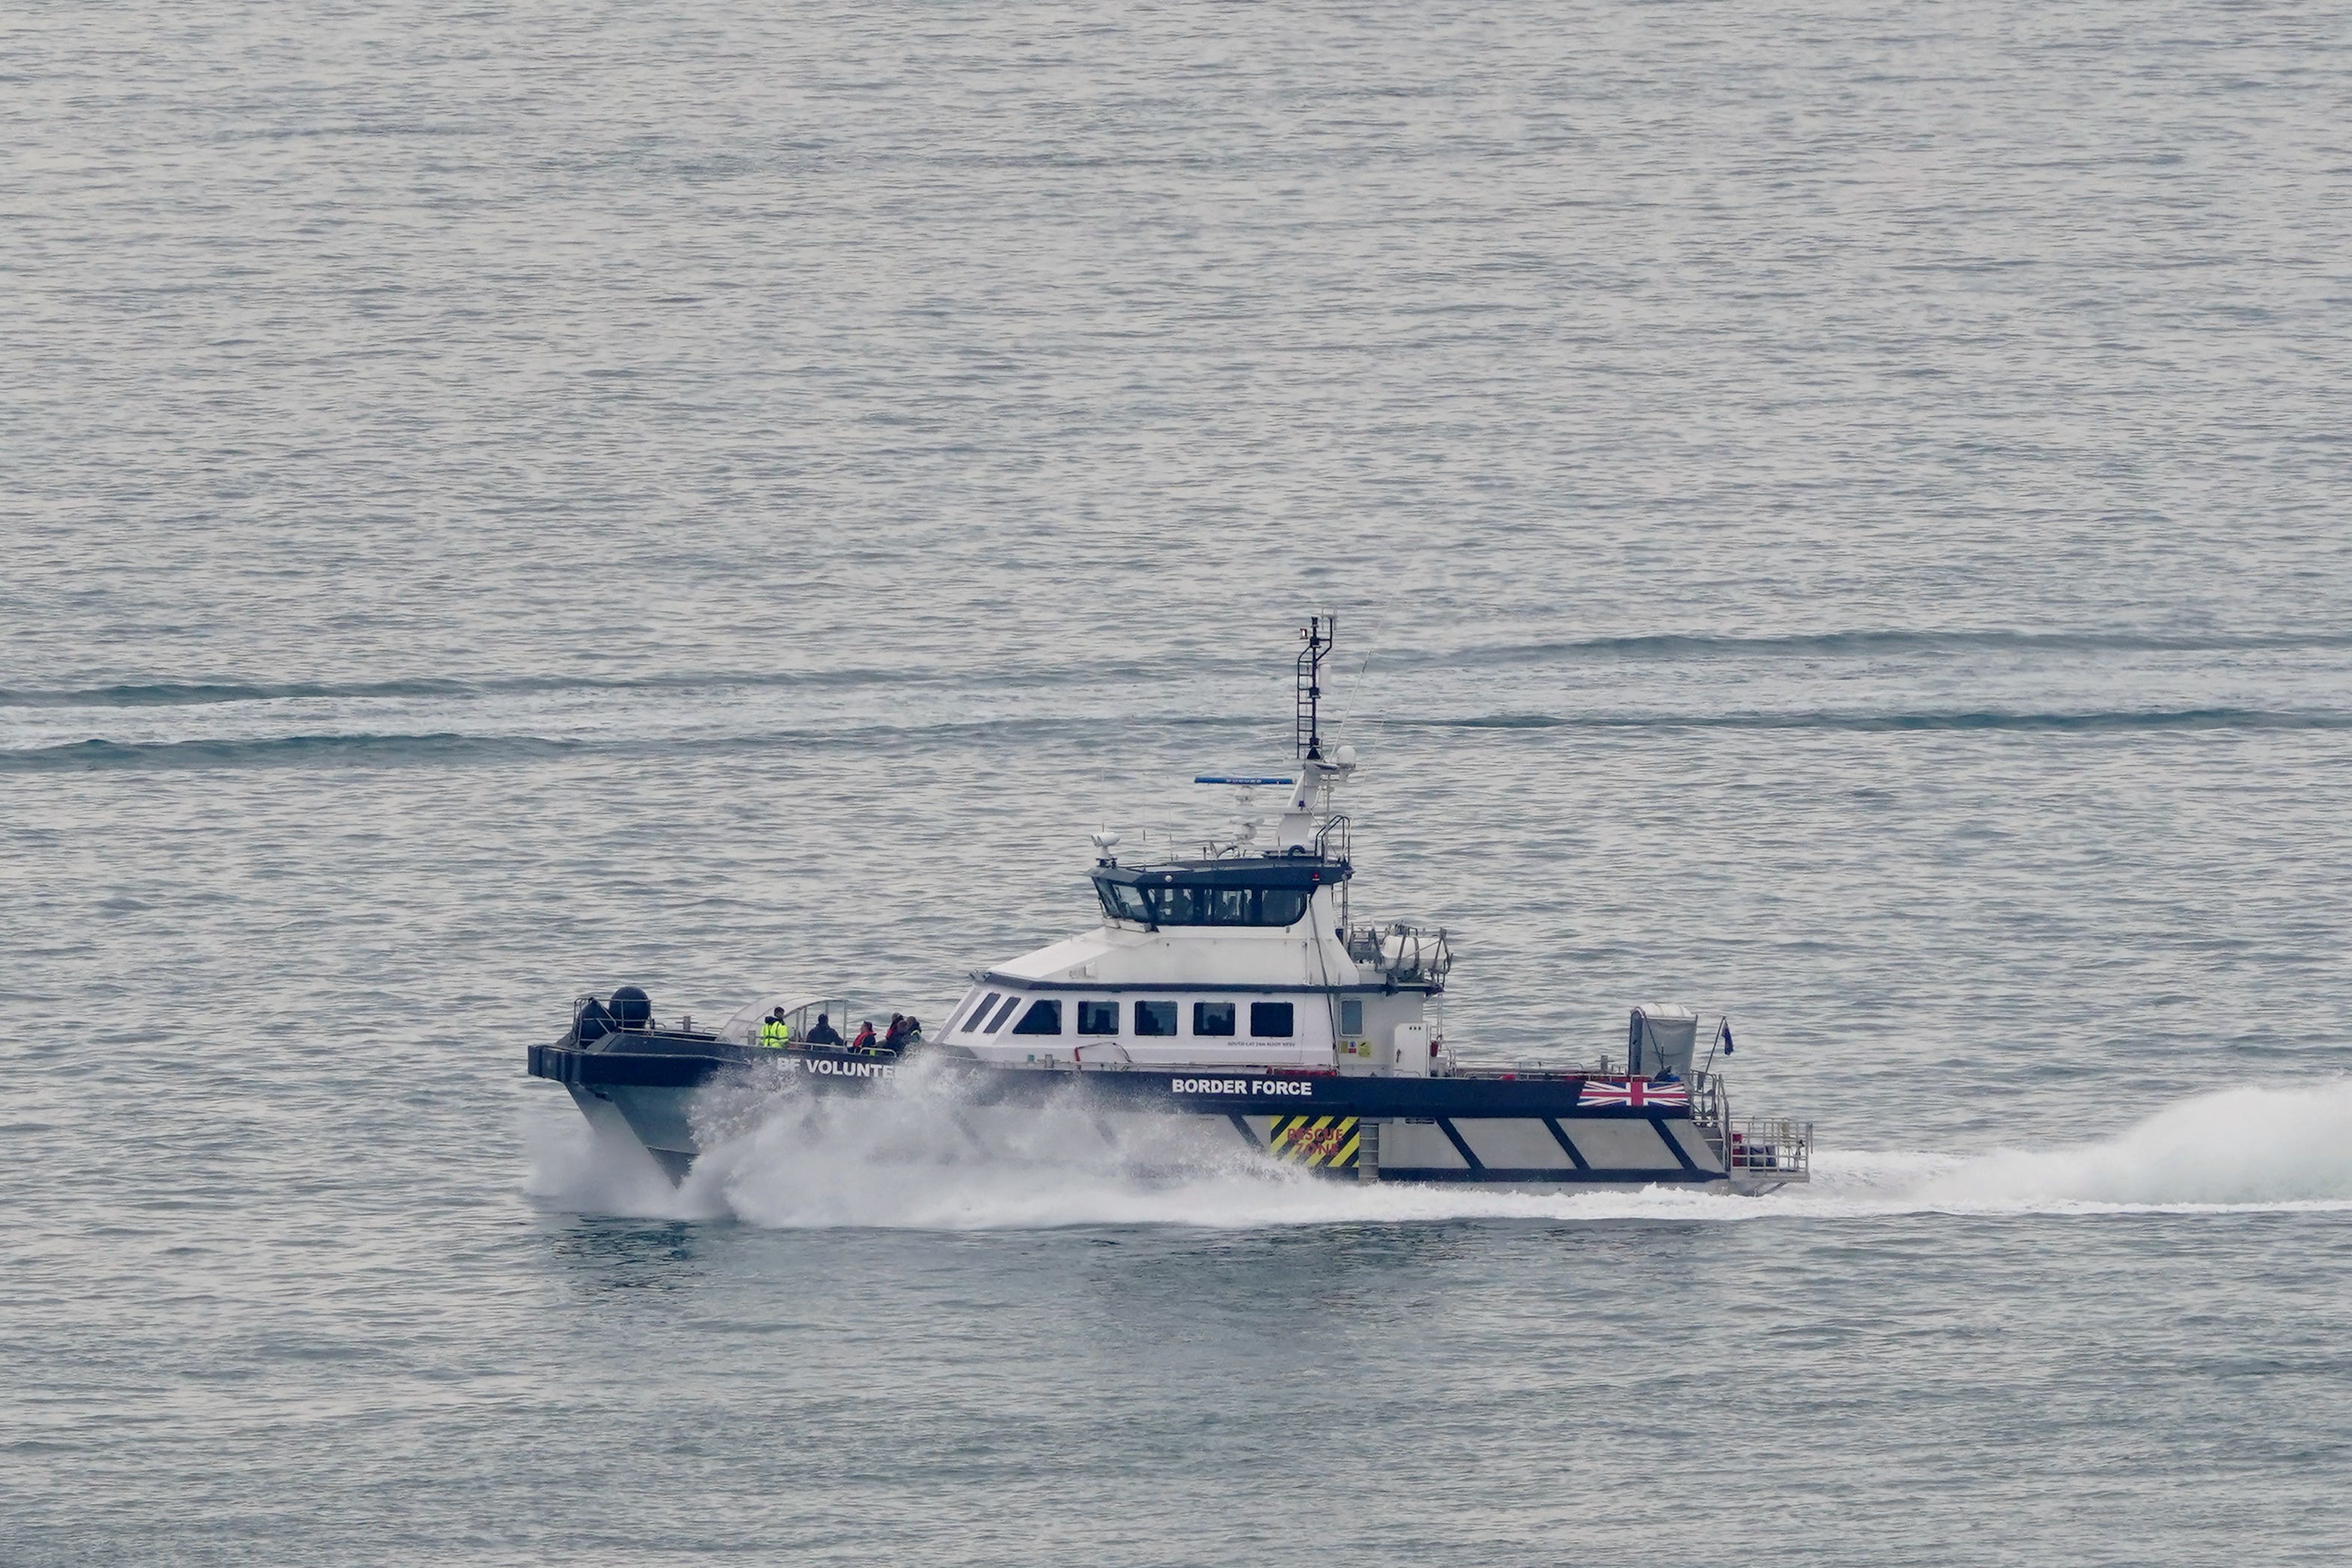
[759,1011,792,1048]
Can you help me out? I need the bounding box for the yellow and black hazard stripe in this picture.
[1267,1115,1359,1170]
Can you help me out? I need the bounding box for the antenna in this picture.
[1296,615,1334,761]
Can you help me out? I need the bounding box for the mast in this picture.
[1274,616,1351,852]
[1296,615,1332,762]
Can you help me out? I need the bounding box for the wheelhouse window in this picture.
[1340,999,1363,1035]
[1096,881,1152,924]
[961,992,1002,1034]
[1076,999,1119,1035]
[1146,886,1206,925]
[1095,878,1315,928]
[1193,1001,1235,1037]
[1256,889,1310,926]
[983,994,1021,1032]
[1011,999,1062,1035]
[1250,1002,1295,1038]
[1134,1000,1179,1037]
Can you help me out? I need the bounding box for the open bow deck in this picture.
[529,619,1814,1194]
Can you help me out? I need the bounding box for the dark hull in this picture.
[528,1034,1741,1189]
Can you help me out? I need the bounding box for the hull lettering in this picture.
[1170,1077,1314,1097]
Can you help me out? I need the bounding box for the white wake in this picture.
[525,1073,2352,1231]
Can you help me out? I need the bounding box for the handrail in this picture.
[1726,1118,1812,1177]
[1343,921,1453,987]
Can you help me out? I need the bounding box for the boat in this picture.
[528,618,1814,1193]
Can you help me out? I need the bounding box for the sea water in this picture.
[7,1,2352,1563]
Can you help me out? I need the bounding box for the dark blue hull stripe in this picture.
[527,1041,1699,1121]
[1542,1117,1592,1172]
[1435,1118,1484,1171]
[1381,1168,1719,1185]
[1227,1112,1259,1150]
[1652,1116,1700,1173]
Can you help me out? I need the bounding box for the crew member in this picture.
[882,1013,908,1053]
[760,1009,791,1048]
[804,1012,843,1047]
[851,1019,877,1052]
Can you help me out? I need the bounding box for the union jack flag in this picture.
[1579,1077,1689,1109]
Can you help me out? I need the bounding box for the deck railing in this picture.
[1343,922,1454,987]
[1726,1118,1812,1177]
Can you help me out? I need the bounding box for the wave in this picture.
[1387,706,2352,734]
[19,625,2349,713]
[0,732,590,772]
[1907,1079,2352,1207]
[1403,627,2352,671]
[7,705,2339,772]
[0,712,1258,773]
[0,673,828,709]
[527,1075,2352,1232]
[0,658,1195,711]
[0,676,568,708]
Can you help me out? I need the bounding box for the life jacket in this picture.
[760,1019,787,1047]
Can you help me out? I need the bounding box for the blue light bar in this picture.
[1194,775,1295,785]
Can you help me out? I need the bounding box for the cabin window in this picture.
[1148,886,1205,925]
[1099,881,1152,924]
[1096,877,1319,927]
[1011,999,1062,1035]
[1077,999,1119,1035]
[1193,1000,1235,1036]
[1134,1000,1179,1037]
[962,992,1002,1034]
[1250,1002,1295,1038]
[1257,889,1309,926]
[1340,999,1363,1035]
[983,994,1021,1032]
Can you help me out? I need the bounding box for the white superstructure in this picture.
[936,620,1454,1076]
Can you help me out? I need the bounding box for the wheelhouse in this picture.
[1092,854,1348,930]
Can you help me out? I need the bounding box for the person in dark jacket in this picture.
[882,1013,908,1053]
[850,1020,877,1052]
[804,1013,843,1047]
